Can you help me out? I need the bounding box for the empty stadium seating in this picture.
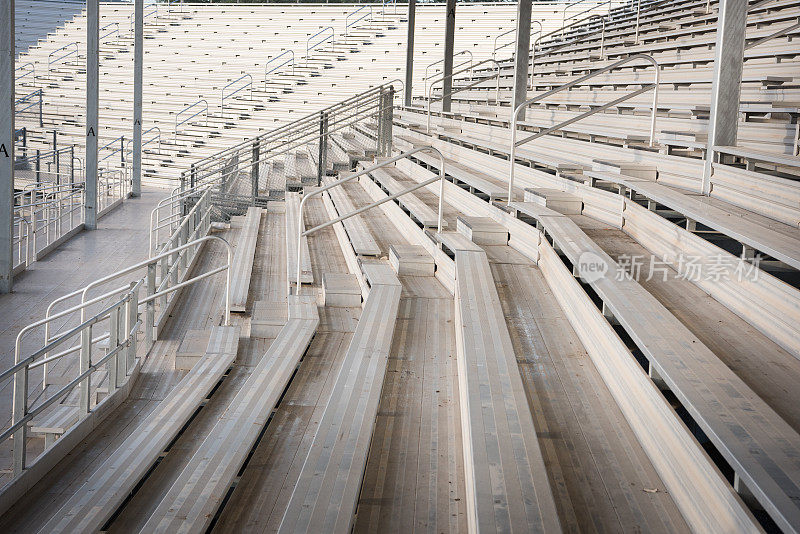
[2,0,799,533]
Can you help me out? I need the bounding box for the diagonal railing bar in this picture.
[508,54,660,203]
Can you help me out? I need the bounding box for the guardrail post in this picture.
[12,365,28,475]
[379,88,394,157]
[79,324,92,414]
[146,263,155,347]
[251,140,259,203]
[128,280,138,371]
[108,303,120,393]
[317,111,329,186]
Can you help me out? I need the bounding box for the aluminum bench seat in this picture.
[141,299,317,533]
[38,326,241,534]
[443,230,561,532]
[507,201,800,532]
[229,207,262,312]
[278,263,400,534]
[321,176,381,256]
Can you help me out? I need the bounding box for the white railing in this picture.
[492,20,543,62]
[423,49,473,99]
[293,146,446,292]
[7,227,231,476]
[508,54,660,203]
[264,50,295,90]
[426,58,501,133]
[13,183,84,270]
[221,74,254,117]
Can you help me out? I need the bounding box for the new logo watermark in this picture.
[576,251,609,283]
[575,251,762,284]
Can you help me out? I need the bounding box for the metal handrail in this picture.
[99,135,126,163]
[562,0,612,37]
[345,5,372,37]
[8,278,143,474]
[588,15,606,59]
[306,26,334,61]
[47,42,79,73]
[529,2,620,88]
[14,88,43,127]
[221,74,253,116]
[185,79,404,178]
[265,50,295,89]
[126,126,162,156]
[15,62,35,83]
[175,99,209,141]
[382,0,396,17]
[427,59,501,133]
[423,50,473,97]
[492,20,543,61]
[8,231,231,475]
[745,20,800,50]
[100,22,120,42]
[293,146,446,293]
[508,53,660,203]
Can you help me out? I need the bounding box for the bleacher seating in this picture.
[4,0,800,532]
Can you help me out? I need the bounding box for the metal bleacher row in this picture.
[2,0,800,533]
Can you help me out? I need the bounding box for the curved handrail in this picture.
[492,20,543,61]
[423,50,473,97]
[427,58,501,133]
[345,5,372,37]
[562,0,612,37]
[15,62,35,83]
[508,53,660,203]
[529,4,615,88]
[47,42,79,73]
[306,26,334,61]
[587,15,606,60]
[99,135,126,164]
[174,99,209,141]
[221,74,253,116]
[9,231,231,474]
[100,22,120,42]
[15,89,43,127]
[265,50,295,89]
[293,146,446,293]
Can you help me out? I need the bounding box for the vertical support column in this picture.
[85,0,99,229]
[0,0,13,294]
[251,140,260,202]
[441,0,456,113]
[132,0,143,197]
[317,111,328,186]
[702,0,747,195]
[404,0,416,107]
[513,0,533,121]
[379,88,395,157]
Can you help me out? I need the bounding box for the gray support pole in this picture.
[441,0,456,113]
[702,0,747,195]
[404,0,416,107]
[132,0,143,197]
[85,0,99,229]
[0,0,13,293]
[513,0,533,121]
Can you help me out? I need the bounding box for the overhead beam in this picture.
[702,0,747,194]
[132,0,143,197]
[441,0,456,112]
[513,0,533,121]
[85,0,99,229]
[0,0,13,293]
[404,0,416,107]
